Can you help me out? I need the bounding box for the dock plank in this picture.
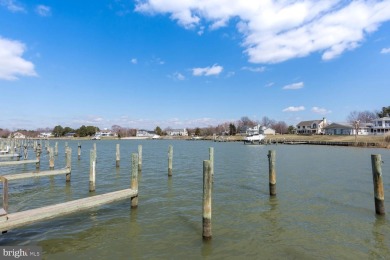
[0,159,39,167]
[0,188,138,232]
[2,168,70,181]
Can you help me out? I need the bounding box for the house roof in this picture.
[324,123,353,129]
[297,120,323,126]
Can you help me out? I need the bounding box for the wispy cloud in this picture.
[0,36,37,80]
[312,106,331,115]
[35,5,51,16]
[241,66,266,73]
[381,47,390,54]
[282,82,304,90]
[131,58,137,64]
[136,1,390,64]
[192,64,223,76]
[0,0,25,13]
[170,72,185,80]
[265,82,274,87]
[283,106,305,112]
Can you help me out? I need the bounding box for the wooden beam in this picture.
[0,154,20,159]
[1,168,70,181]
[0,188,138,233]
[0,159,39,167]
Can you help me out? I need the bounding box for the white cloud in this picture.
[312,106,332,115]
[241,66,265,73]
[282,82,304,90]
[0,36,37,80]
[265,82,274,87]
[192,64,223,76]
[135,1,390,64]
[131,58,138,64]
[171,72,185,80]
[35,5,51,16]
[0,0,25,12]
[381,47,390,54]
[283,106,305,112]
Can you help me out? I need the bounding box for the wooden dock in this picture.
[1,168,70,181]
[0,159,39,167]
[0,189,138,233]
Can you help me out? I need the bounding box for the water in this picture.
[0,140,389,259]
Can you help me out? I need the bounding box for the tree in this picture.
[229,123,237,135]
[52,125,64,137]
[195,128,201,136]
[77,125,88,137]
[261,116,276,128]
[347,110,376,124]
[287,125,295,134]
[272,121,288,134]
[377,106,390,118]
[155,126,162,135]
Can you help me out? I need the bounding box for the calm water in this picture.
[0,140,389,259]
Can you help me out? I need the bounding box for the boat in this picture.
[91,135,101,140]
[243,134,265,144]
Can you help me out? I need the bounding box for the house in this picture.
[96,129,117,137]
[370,116,390,135]
[263,127,276,135]
[246,124,261,135]
[296,118,327,134]
[324,122,371,135]
[39,132,53,139]
[166,128,188,136]
[10,132,26,139]
[136,130,155,138]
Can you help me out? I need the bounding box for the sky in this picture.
[1,0,390,131]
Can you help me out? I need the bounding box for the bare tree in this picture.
[347,110,376,124]
[261,116,276,128]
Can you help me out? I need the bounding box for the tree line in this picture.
[1,106,388,138]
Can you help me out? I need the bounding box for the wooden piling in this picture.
[36,146,41,170]
[116,144,120,168]
[94,143,97,163]
[78,143,81,160]
[66,148,71,182]
[90,149,96,192]
[49,147,54,170]
[2,177,8,212]
[203,160,212,240]
[138,145,142,173]
[168,145,173,177]
[131,153,139,208]
[371,154,385,215]
[209,147,214,182]
[55,142,58,156]
[267,150,276,196]
[23,145,28,160]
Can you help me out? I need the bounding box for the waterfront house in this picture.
[136,130,155,138]
[166,128,188,136]
[96,129,117,137]
[10,132,26,139]
[370,116,390,135]
[296,118,327,134]
[39,132,53,139]
[324,122,371,135]
[246,125,276,135]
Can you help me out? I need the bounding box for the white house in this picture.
[96,129,117,137]
[370,116,390,135]
[10,132,26,139]
[39,132,53,139]
[166,128,188,136]
[263,127,276,135]
[246,124,262,135]
[296,118,327,134]
[136,130,155,138]
[324,122,371,135]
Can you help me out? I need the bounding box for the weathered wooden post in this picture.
[371,154,385,215]
[131,153,139,208]
[138,145,142,173]
[94,143,97,163]
[65,142,68,156]
[55,142,58,156]
[203,160,212,240]
[267,150,276,196]
[2,177,8,213]
[115,144,120,168]
[23,145,28,160]
[66,148,72,182]
[36,145,41,170]
[49,147,54,170]
[209,147,214,182]
[168,145,173,177]
[78,143,81,160]
[90,149,96,192]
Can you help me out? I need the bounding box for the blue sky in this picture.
[1,0,389,130]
